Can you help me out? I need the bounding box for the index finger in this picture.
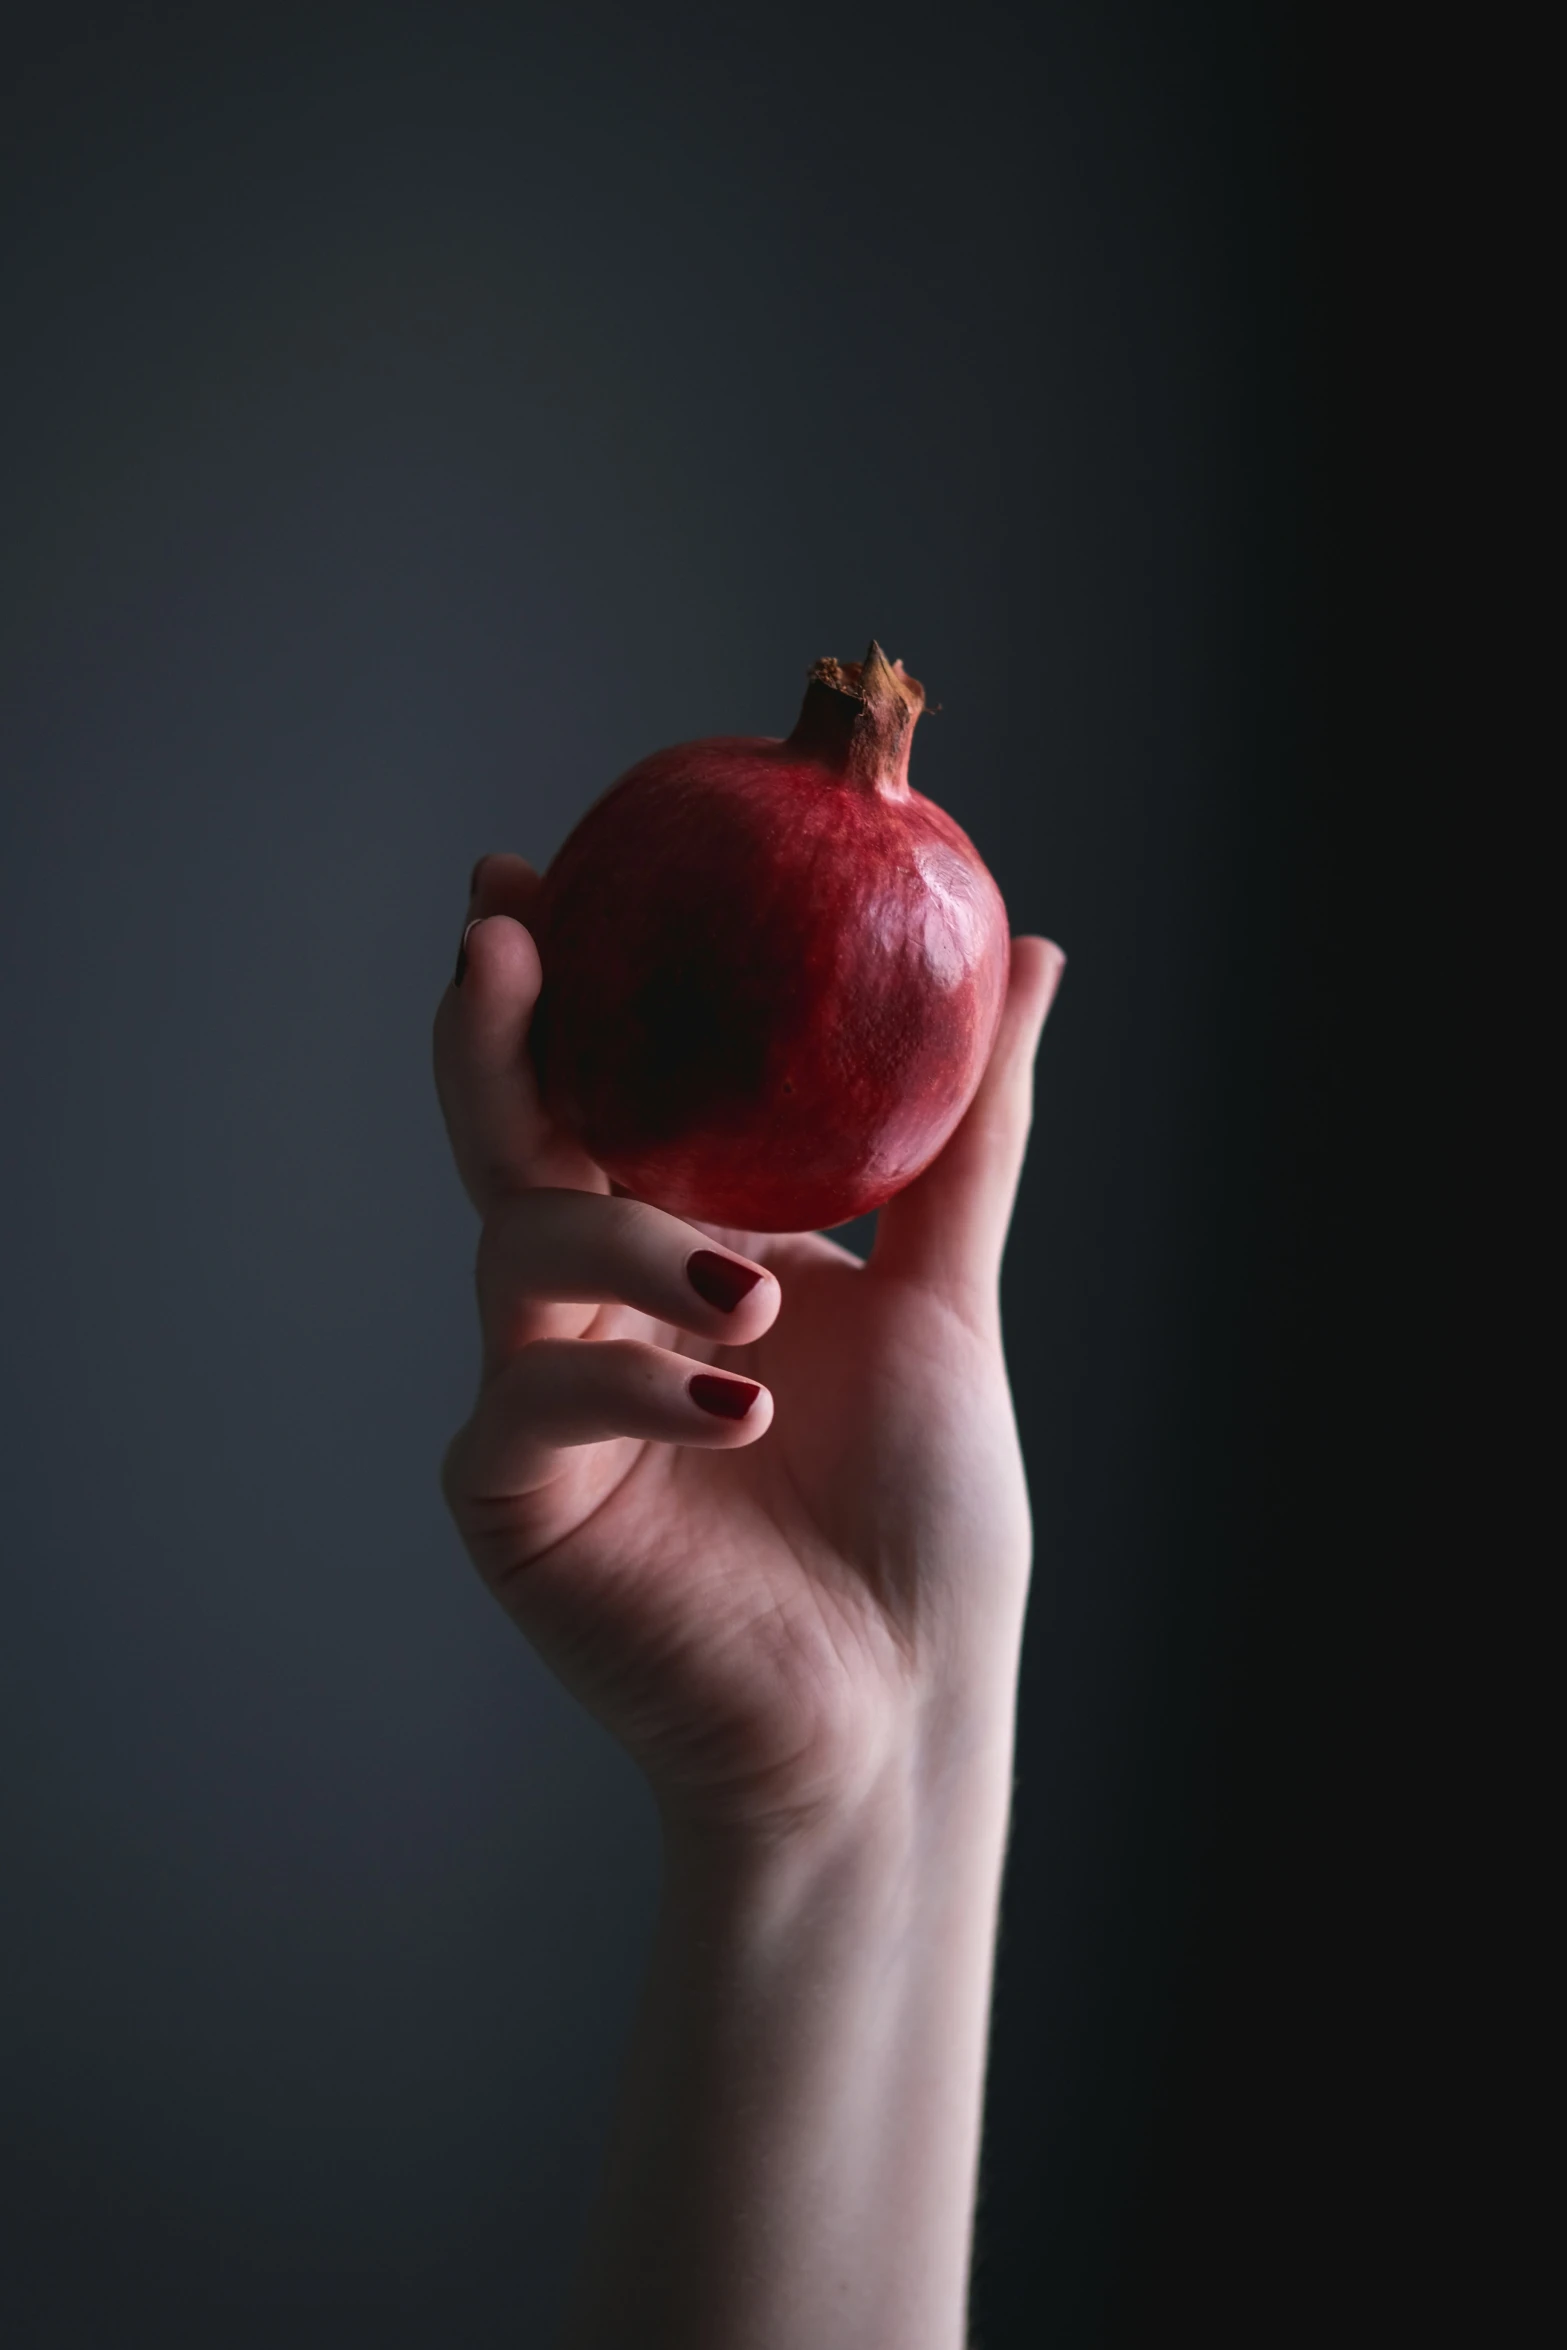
[432,855,604,1215]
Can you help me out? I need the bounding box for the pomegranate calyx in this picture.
[785,638,926,796]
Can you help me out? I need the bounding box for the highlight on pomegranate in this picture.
[531,642,1011,1233]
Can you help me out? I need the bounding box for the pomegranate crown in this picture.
[785,639,926,796]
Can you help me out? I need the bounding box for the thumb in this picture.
[871,936,1066,1311]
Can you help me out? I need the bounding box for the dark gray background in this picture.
[2,4,1363,2342]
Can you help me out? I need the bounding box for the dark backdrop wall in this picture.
[2,4,1352,2343]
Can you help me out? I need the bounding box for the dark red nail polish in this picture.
[469,855,488,898]
[687,1250,765,1314]
[454,918,479,988]
[689,1373,761,1421]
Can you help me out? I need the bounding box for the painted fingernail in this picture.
[469,854,492,899]
[687,1250,766,1313]
[689,1373,761,1421]
[454,918,481,988]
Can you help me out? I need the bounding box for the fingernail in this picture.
[689,1373,761,1421]
[469,854,491,899]
[687,1250,766,1314]
[454,918,481,988]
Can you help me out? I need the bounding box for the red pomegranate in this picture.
[530,643,1011,1233]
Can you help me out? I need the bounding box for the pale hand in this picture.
[433,855,1065,1845]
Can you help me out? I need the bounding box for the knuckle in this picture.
[497,1335,562,1391]
[603,1192,670,1257]
[505,1334,623,1407]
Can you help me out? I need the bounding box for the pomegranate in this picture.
[530,642,1010,1233]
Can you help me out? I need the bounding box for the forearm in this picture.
[556,1666,1021,2350]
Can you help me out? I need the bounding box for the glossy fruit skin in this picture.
[531,731,1010,1234]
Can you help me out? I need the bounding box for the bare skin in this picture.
[435,853,1065,2349]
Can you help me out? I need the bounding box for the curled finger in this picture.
[453,1337,773,1501]
[477,1189,779,1363]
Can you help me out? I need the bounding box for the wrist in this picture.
[657,1657,1021,1923]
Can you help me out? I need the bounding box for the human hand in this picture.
[434,855,1065,1845]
